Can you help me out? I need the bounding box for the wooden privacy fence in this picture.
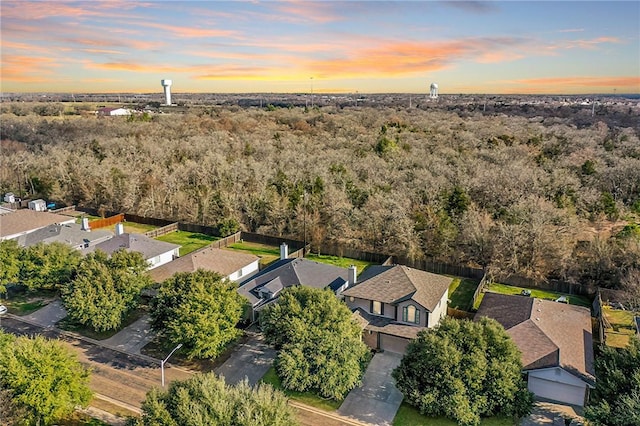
[208,232,242,249]
[144,223,178,238]
[88,213,124,230]
[471,272,489,310]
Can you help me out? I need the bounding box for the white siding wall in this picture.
[428,291,449,328]
[147,249,178,270]
[227,259,259,282]
[528,368,588,406]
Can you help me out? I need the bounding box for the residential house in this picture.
[149,246,259,283]
[0,209,76,241]
[342,265,453,354]
[475,293,595,407]
[237,243,356,321]
[97,107,131,116]
[83,226,180,270]
[14,222,112,250]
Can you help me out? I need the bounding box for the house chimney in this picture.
[280,243,288,260]
[115,223,124,236]
[81,217,90,231]
[348,265,357,287]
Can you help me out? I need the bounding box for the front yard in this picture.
[393,403,514,426]
[260,366,343,411]
[2,288,56,315]
[57,305,148,341]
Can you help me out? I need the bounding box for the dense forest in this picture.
[1,102,639,291]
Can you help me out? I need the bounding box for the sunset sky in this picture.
[1,1,639,94]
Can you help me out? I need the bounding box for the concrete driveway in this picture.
[338,352,404,426]
[102,314,156,354]
[521,401,585,426]
[215,333,276,386]
[22,300,67,327]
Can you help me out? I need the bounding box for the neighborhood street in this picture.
[1,315,193,413]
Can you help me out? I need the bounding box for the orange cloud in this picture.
[136,22,238,38]
[270,1,343,24]
[1,0,149,20]
[1,54,60,82]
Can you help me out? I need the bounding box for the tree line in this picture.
[1,104,639,291]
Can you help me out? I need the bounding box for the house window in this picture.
[402,305,420,324]
[371,300,383,315]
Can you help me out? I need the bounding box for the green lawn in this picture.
[603,305,637,348]
[304,253,376,275]
[260,367,342,411]
[57,306,148,341]
[474,283,592,309]
[3,289,57,315]
[156,230,219,256]
[123,222,158,234]
[448,278,479,311]
[226,241,281,268]
[393,403,516,426]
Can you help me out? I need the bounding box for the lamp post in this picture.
[161,343,182,387]
[310,77,314,108]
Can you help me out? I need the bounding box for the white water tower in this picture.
[430,82,438,99]
[161,79,172,105]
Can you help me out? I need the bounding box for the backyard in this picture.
[447,278,479,311]
[474,282,592,310]
[304,253,376,276]
[156,230,219,256]
[225,241,281,268]
[602,305,637,348]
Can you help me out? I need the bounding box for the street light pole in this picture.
[161,343,183,387]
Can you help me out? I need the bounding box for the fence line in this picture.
[88,213,125,230]
[471,272,489,310]
[144,223,179,238]
[207,232,242,249]
[447,307,475,320]
[50,205,76,214]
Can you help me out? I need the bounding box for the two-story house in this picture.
[342,264,453,354]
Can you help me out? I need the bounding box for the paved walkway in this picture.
[338,352,403,426]
[102,314,156,354]
[214,333,276,386]
[22,300,67,327]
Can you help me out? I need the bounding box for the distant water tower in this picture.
[161,79,172,105]
[429,82,439,99]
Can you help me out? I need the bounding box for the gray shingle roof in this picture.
[84,233,179,260]
[475,292,595,385]
[237,258,348,307]
[342,265,453,312]
[149,247,258,283]
[15,223,112,249]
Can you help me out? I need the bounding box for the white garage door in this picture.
[528,377,586,406]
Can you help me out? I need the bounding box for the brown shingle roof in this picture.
[475,293,595,385]
[0,209,75,238]
[149,247,258,283]
[342,265,453,312]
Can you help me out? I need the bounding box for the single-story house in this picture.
[237,243,356,322]
[97,107,131,116]
[83,229,180,270]
[14,223,112,250]
[475,293,595,407]
[149,246,259,283]
[0,209,76,241]
[342,265,453,354]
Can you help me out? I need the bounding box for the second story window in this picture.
[372,300,383,315]
[403,305,420,324]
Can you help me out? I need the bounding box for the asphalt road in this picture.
[1,316,193,411]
